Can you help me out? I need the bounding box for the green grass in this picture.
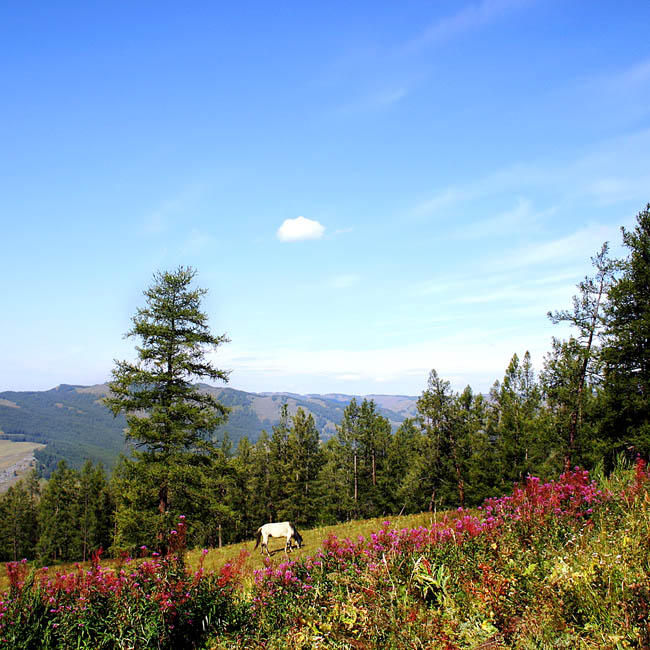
[188,510,454,576]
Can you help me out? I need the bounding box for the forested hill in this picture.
[0,383,417,475]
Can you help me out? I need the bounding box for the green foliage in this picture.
[1,523,243,650]
[546,243,615,469]
[105,266,230,548]
[322,398,394,521]
[0,471,39,561]
[36,460,113,563]
[601,204,650,461]
[490,351,549,485]
[223,461,650,649]
[412,371,495,511]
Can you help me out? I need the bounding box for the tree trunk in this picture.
[428,486,436,512]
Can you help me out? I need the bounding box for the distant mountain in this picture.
[0,384,418,476]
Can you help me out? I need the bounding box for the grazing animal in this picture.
[254,521,303,556]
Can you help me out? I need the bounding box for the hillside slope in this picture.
[0,383,417,475]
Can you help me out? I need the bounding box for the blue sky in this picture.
[2,0,650,396]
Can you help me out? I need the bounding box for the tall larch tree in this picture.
[105,266,230,549]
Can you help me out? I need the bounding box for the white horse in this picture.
[254,521,303,556]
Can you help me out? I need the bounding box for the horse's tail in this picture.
[253,527,262,550]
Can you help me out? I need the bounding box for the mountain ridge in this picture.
[0,383,418,476]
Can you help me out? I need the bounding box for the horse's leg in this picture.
[261,532,268,555]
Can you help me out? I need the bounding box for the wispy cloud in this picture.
[329,86,409,117]
[500,224,616,270]
[446,198,550,240]
[598,58,650,94]
[412,128,650,220]
[403,0,533,53]
[325,274,361,290]
[277,216,326,242]
[217,324,552,395]
[141,182,207,234]
[411,164,547,219]
[181,228,213,255]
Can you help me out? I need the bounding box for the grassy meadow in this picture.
[2,461,649,649]
[189,510,450,575]
[0,440,44,492]
[0,511,448,594]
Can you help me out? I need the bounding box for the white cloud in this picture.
[277,216,326,242]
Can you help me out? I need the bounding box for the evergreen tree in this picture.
[328,398,391,518]
[267,404,291,520]
[387,418,424,514]
[37,460,80,562]
[105,266,229,548]
[283,408,323,525]
[0,471,40,561]
[456,387,496,505]
[415,369,459,510]
[547,243,615,468]
[192,442,239,548]
[491,352,544,485]
[230,437,257,540]
[317,436,355,523]
[356,400,392,517]
[248,431,273,524]
[541,337,597,470]
[335,398,362,518]
[601,204,650,460]
[77,461,114,561]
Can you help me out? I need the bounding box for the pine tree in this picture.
[105,266,229,547]
[335,398,362,518]
[491,352,544,485]
[0,472,40,561]
[547,243,615,468]
[77,461,113,561]
[601,204,650,460]
[268,404,291,520]
[37,461,80,562]
[541,337,597,470]
[415,369,459,509]
[456,387,496,505]
[317,436,355,523]
[283,408,323,525]
[388,418,424,514]
[249,431,273,523]
[230,437,256,539]
[356,400,392,517]
[192,442,239,548]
